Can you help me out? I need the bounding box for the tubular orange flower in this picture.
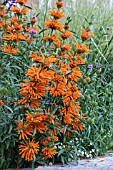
[36,122,48,133]
[49,9,65,19]
[67,68,82,81]
[30,18,36,24]
[16,0,27,5]
[56,1,64,8]
[0,9,5,17]
[11,48,19,54]
[14,23,23,31]
[16,120,33,140]
[42,147,57,158]
[2,44,11,53]
[43,34,58,42]
[26,112,42,124]
[26,26,40,33]
[0,100,4,106]
[76,55,85,65]
[2,33,14,41]
[11,6,28,15]
[43,34,61,47]
[60,30,72,39]
[2,44,19,54]
[0,19,5,28]
[19,139,39,161]
[45,19,63,31]
[73,42,90,54]
[9,16,18,23]
[81,28,94,41]
[17,33,26,41]
[61,44,70,51]
[64,24,70,29]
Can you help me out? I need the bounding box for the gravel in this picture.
[6,152,113,170]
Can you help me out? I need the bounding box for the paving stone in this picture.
[6,153,113,170]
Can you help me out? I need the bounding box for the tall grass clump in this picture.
[0,0,93,169]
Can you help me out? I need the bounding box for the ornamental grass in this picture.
[0,0,93,169]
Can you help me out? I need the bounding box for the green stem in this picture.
[32,160,35,170]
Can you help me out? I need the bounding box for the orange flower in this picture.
[76,56,85,65]
[49,9,65,19]
[14,23,23,31]
[41,138,49,145]
[27,26,40,33]
[0,19,5,28]
[16,0,27,5]
[76,123,84,131]
[36,122,48,133]
[9,16,18,23]
[26,112,42,124]
[0,9,5,17]
[84,76,88,83]
[30,19,36,24]
[64,114,73,125]
[16,120,33,140]
[42,147,57,158]
[73,42,90,54]
[60,30,72,39]
[67,68,81,81]
[11,48,19,54]
[11,6,28,15]
[19,139,39,161]
[43,34,61,48]
[45,55,57,67]
[2,45,19,54]
[2,44,11,53]
[45,19,63,31]
[64,24,70,29]
[0,100,4,106]
[2,33,14,41]
[17,33,26,41]
[61,44,70,51]
[81,28,94,41]
[43,34,58,42]
[56,1,64,8]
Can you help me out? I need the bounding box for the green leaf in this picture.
[58,149,65,156]
[1,134,11,142]
[33,126,37,137]
[8,124,13,134]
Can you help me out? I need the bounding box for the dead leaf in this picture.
[100,160,104,162]
[84,160,92,162]
[98,155,105,158]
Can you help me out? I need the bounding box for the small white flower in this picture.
[81,151,84,155]
[84,152,87,155]
[89,154,92,157]
[68,158,71,161]
[49,162,52,166]
[58,146,62,149]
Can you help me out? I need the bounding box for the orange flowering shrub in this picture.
[0,0,93,168]
[15,0,92,166]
